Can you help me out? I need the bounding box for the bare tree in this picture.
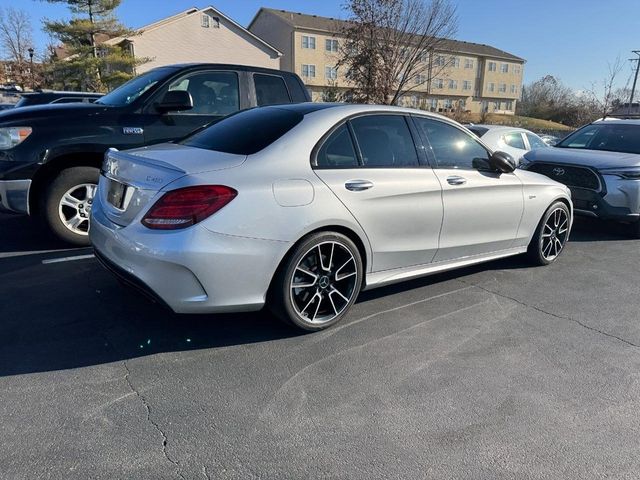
[585,56,625,118]
[0,7,34,87]
[338,0,458,105]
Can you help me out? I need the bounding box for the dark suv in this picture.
[0,63,310,244]
[15,91,103,108]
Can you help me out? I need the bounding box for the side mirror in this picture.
[156,90,193,113]
[488,151,516,173]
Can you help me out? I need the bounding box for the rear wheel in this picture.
[40,166,99,246]
[631,220,640,239]
[527,201,571,266]
[269,232,363,331]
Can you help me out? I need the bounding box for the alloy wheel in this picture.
[58,183,97,236]
[541,207,569,261]
[289,241,359,325]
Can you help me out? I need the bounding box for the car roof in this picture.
[156,63,298,76]
[470,124,529,133]
[593,118,640,125]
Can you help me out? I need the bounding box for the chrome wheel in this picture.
[541,207,569,261]
[289,241,359,325]
[58,183,97,236]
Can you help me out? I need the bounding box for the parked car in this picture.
[520,118,640,237]
[467,125,549,163]
[0,63,310,245]
[91,104,573,331]
[14,90,103,108]
[539,134,561,146]
[0,104,14,111]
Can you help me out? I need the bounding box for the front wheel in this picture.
[527,201,571,266]
[269,232,363,331]
[40,166,99,246]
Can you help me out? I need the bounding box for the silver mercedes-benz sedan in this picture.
[90,104,573,331]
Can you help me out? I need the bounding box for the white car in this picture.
[467,125,549,163]
[91,104,572,331]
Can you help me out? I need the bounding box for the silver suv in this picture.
[520,118,640,237]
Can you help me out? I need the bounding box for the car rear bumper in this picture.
[0,179,30,214]
[90,201,290,314]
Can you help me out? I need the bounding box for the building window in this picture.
[510,84,516,94]
[514,65,521,74]
[201,14,210,28]
[434,56,445,67]
[488,62,496,72]
[501,63,509,73]
[459,99,466,109]
[420,51,429,63]
[325,65,338,80]
[407,95,418,108]
[499,83,506,93]
[302,36,316,49]
[494,101,501,110]
[444,99,453,109]
[433,78,444,89]
[325,39,339,52]
[430,98,438,111]
[505,100,513,110]
[448,79,457,89]
[488,82,495,92]
[302,64,316,78]
[451,56,460,68]
[415,74,427,85]
[464,58,473,69]
[463,80,472,90]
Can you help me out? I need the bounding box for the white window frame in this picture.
[448,79,457,90]
[464,58,473,69]
[434,78,444,89]
[325,65,337,80]
[488,83,495,92]
[325,39,339,52]
[499,83,507,93]
[302,35,316,49]
[488,62,496,72]
[451,56,460,68]
[201,14,210,28]
[510,84,516,94]
[501,63,509,73]
[463,80,472,90]
[302,64,316,78]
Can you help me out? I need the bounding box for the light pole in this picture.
[27,47,34,90]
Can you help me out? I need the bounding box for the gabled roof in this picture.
[250,8,524,63]
[106,6,282,56]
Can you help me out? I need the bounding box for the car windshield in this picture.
[96,68,173,106]
[556,123,640,154]
[181,106,304,155]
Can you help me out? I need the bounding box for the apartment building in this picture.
[102,6,282,74]
[249,8,524,114]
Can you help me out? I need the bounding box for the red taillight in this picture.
[142,185,237,230]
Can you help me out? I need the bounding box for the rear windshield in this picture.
[181,107,303,155]
[467,126,489,138]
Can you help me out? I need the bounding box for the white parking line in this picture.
[0,248,84,259]
[42,254,96,265]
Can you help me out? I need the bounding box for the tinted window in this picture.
[254,74,291,106]
[526,132,548,149]
[97,68,172,106]
[557,124,640,154]
[181,107,302,155]
[350,115,419,167]
[503,132,526,149]
[316,124,359,168]
[167,71,239,115]
[414,117,489,169]
[468,126,489,137]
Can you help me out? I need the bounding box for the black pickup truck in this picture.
[0,63,310,244]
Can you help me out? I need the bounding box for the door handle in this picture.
[446,176,467,186]
[345,180,374,191]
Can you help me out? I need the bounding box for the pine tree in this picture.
[43,0,146,91]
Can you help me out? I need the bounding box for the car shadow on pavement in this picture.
[569,217,636,242]
[0,213,74,254]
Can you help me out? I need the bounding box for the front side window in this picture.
[414,117,490,169]
[316,124,359,168]
[502,132,526,149]
[254,74,290,106]
[166,71,239,115]
[350,115,419,168]
[97,67,172,106]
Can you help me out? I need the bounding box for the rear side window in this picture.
[316,124,359,168]
[254,74,291,106]
[503,132,526,149]
[181,107,303,155]
[350,115,419,167]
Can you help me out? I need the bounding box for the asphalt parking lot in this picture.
[1,212,639,479]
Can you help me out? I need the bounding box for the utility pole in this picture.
[628,50,640,116]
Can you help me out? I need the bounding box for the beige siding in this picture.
[132,11,280,74]
[248,14,293,71]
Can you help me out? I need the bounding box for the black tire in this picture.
[527,201,571,266]
[269,232,363,332]
[631,220,640,240]
[39,166,100,246]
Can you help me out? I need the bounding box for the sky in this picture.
[2,0,639,92]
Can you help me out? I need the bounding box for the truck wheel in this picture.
[41,166,99,246]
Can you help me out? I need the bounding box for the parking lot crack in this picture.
[459,279,640,348]
[122,360,186,480]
